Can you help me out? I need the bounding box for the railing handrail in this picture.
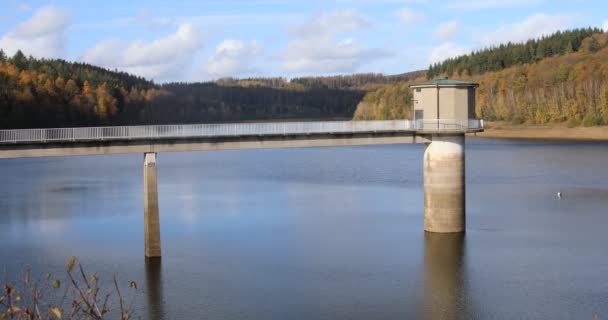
[0,119,404,132]
[0,119,483,144]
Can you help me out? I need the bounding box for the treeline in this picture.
[353,82,414,120]
[290,71,425,90]
[355,32,608,127]
[213,70,425,91]
[427,28,604,79]
[215,77,293,89]
[0,50,363,129]
[0,50,162,128]
[1,50,153,90]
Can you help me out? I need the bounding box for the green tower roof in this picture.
[409,78,478,88]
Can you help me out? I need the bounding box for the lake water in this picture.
[1,137,608,319]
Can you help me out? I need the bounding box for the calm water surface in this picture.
[1,137,608,319]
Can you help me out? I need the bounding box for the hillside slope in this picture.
[355,32,608,127]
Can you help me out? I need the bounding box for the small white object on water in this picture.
[557,192,562,199]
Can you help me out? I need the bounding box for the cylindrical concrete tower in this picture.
[423,134,465,233]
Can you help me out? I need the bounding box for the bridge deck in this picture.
[0,120,483,158]
[0,120,482,144]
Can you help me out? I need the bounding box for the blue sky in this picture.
[1,0,607,82]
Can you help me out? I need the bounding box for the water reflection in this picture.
[422,232,467,320]
[2,141,608,319]
[145,258,165,320]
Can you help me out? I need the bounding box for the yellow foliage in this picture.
[83,80,93,94]
[18,71,32,86]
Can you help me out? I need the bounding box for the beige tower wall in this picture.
[453,88,465,120]
[423,135,465,233]
[413,88,438,119]
[439,88,456,119]
[413,86,476,121]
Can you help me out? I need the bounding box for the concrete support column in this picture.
[144,152,161,257]
[423,135,465,233]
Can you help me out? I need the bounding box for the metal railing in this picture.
[0,119,483,144]
[414,119,484,131]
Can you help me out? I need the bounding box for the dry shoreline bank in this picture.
[468,122,608,141]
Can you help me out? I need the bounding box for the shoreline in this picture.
[468,123,608,142]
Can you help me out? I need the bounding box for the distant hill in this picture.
[355,29,608,127]
[151,82,364,124]
[213,70,425,91]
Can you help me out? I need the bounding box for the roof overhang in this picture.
[409,79,479,89]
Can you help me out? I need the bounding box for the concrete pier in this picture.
[144,153,161,257]
[423,135,465,233]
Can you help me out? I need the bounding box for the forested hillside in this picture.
[427,28,602,78]
[0,50,158,128]
[0,51,364,129]
[355,30,608,126]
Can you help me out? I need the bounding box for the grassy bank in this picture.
[470,121,608,141]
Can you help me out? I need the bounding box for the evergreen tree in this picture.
[11,50,27,70]
[589,37,601,52]
[566,41,574,53]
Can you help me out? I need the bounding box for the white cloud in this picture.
[81,23,205,82]
[433,21,460,41]
[603,20,608,32]
[429,42,469,64]
[476,13,573,47]
[284,37,387,73]
[170,13,305,28]
[17,3,31,11]
[290,9,371,37]
[282,10,388,74]
[0,6,70,58]
[206,39,261,77]
[396,8,424,27]
[123,9,174,32]
[445,0,544,10]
